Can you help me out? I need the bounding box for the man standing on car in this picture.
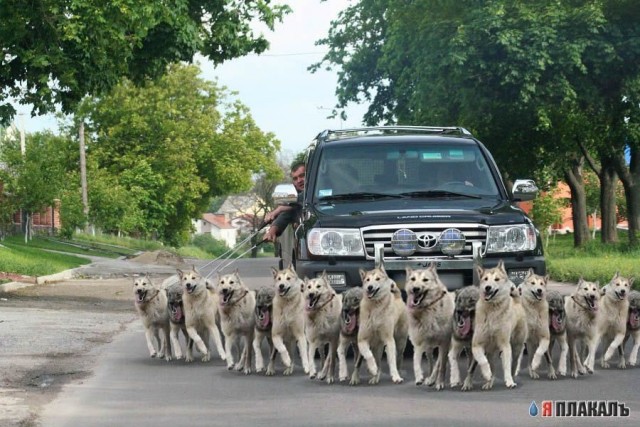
[264,161,305,242]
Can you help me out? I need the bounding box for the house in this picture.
[192,213,237,248]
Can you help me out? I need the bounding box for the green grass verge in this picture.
[0,240,91,276]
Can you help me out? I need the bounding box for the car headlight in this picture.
[308,228,364,256]
[486,224,537,253]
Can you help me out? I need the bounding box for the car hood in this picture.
[309,197,529,227]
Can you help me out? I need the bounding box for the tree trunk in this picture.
[564,159,590,247]
[613,148,640,247]
[599,159,618,243]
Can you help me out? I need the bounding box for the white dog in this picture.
[405,264,453,389]
[303,272,342,384]
[269,266,309,376]
[178,268,226,363]
[472,261,519,389]
[217,270,256,374]
[519,270,550,378]
[565,278,600,377]
[133,274,171,361]
[598,272,631,369]
[358,265,408,385]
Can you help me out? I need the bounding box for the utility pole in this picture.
[79,121,89,227]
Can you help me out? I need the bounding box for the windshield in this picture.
[313,142,500,201]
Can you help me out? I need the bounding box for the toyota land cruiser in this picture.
[274,126,545,291]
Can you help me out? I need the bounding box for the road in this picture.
[2,256,640,427]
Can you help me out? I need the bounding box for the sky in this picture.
[16,0,369,160]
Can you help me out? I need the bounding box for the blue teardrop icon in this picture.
[529,401,539,417]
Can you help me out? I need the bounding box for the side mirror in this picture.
[272,184,298,205]
[512,179,539,201]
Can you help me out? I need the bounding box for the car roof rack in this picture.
[314,126,472,143]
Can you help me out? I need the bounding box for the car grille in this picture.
[361,223,487,259]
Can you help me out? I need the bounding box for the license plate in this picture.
[508,269,530,284]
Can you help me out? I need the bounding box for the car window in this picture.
[313,143,499,199]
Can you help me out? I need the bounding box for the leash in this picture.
[206,240,266,278]
[312,293,336,311]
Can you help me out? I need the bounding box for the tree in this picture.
[312,0,640,246]
[83,64,281,245]
[0,0,290,125]
[530,186,564,249]
[0,131,67,240]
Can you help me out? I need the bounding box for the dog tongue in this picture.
[259,310,270,328]
[173,306,183,321]
[343,313,357,334]
[551,313,563,332]
[457,316,471,338]
[629,311,640,330]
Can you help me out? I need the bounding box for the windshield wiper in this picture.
[318,192,404,202]
[400,190,481,199]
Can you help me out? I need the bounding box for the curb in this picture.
[0,268,79,293]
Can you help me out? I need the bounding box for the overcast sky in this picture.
[17,0,368,159]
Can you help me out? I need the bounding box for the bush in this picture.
[190,234,230,257]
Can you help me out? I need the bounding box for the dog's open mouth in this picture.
[185,284,196,294]
[135,290,147,303]
[531,290,543,301]
[255,307,272,330]
[483,287,498,301]
[341,310,359,335]
[306,293,320,311]
[366,286,380,299]
[221,289,234,305]
[629,309,640,330]
[550,311,565,333]
[278,285,290,297]
[170,303,183,322]
[584,295,598,311]
[615,290,626,301]
[454,311,473,339]
[408,289,425,308]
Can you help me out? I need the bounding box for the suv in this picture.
[274,126,545,291]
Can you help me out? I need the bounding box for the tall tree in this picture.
[84,64,281,245]
[0,0,290,125]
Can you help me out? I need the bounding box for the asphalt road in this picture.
[2,256,640,427]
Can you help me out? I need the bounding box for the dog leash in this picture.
[313,293,336,311]
[571,295,597,312]
[205,240,266,278]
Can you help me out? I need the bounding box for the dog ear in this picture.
[271,266,279,279]
[496,259,505,272]
[475,264,484,283]
[359,268,367,283]
[630,277,635,287]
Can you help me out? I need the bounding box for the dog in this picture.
[338,286,364,384]
[405,264,453,389]
[565,277,600,377]
[598,272,631,369]
[178,267,226,363]
[133,274,171,361]
[519,270,550,379]
[164,278,193,360]
[545,289,568,378]
[448,285,479,390]
[303,271,342,384]
[269,266,309,376]
[471,261,519,389]
[357,265,408,385]
[625,290,640,366]
[217,270,256,374]
[509,283,528,378]
[252,286,276,374]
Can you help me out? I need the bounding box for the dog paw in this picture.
[392,376,404,384]
[185,356,193,363]
[618,361,626,369]
[201,354,211,363]
[628,359,636,367]
[243,368,252,375]
[426,378,436,387]
[339,375,348,382]
[326,376,334,385]
[434,382,445,391]
[226,364,234,370]
[234,363,243,371]
[349,378,360,386]
[317,372,327,381]
[461,379,474,391]
[309,373,317,380]
[165,355,172,362]
[449,381,460,389]
[415,378,424,386]
[558,369,567,377]
[150,352,157,358]
[529,370,539,380]
[368,377,380,385]
[505,380,517,389]
[255,366,264,373]
[481,379,494,390]
[283,366,294,376]
[265,368,275,376]
[547,371,557,380]
[600,361,610,369]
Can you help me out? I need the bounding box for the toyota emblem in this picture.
[417,232,438,249]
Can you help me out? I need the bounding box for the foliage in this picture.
[0,0,290,125]
[530,187,565,248]
[83,64,281,245]
[190,234,229,257]
[58,184,86,239]
[0,239,92,276]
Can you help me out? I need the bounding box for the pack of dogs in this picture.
[133,261,639,390]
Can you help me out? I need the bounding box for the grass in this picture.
[545,232,640,287]
[0,239,92,277]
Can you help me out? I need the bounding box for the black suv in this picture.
[275,126,545,291]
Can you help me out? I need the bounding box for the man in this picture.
[264,161,305,242]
